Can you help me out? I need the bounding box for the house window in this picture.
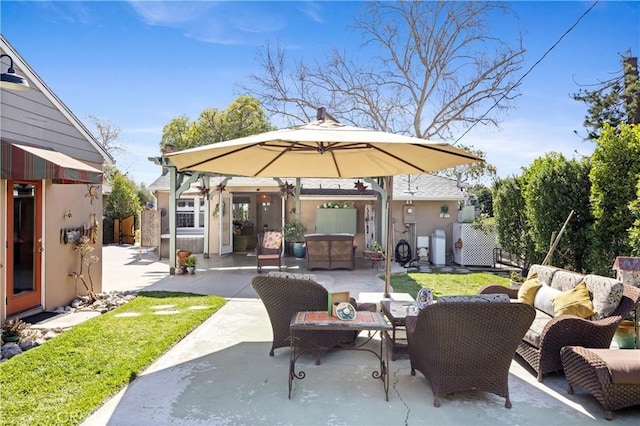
[177,197,206,228]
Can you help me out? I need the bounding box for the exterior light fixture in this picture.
[1,53,30,91]
[257,193,272,211]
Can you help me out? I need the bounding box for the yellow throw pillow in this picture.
[551,281,597,318]
[517,276,542,305]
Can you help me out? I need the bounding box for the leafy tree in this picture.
[589,123,640,274]
[160,96,274,151]
[470,184,493,218]
[573,55,640,140]
[243,1,524,140]
[628,177,640,255]
[522,153,593,272]
[492,176,534,268]
[440,145,497,186]
[136,182,154,209]
[104,170,140,220]
[160,115,193,152]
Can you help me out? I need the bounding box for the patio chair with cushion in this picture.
[561,345,640,420]
[256,231,283,273]
[251,275,376,363]
[406,298,535,408]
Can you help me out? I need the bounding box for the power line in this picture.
[453,1,600,146]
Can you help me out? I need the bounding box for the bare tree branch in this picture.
[241,0,524,144]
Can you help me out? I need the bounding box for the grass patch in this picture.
[391,272,509,300]
[0,291,224,426]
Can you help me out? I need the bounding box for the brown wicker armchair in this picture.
[256,232,282,273]
[479,283,640,381]
[251,275,375,362]
[406,301,535,408]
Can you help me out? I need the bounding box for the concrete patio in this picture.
[79,245,638,425]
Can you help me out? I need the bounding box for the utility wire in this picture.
[453,1,600,146]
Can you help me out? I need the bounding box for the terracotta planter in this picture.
[176,250,192,267]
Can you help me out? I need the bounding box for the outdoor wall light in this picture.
[0,53,30,91]
[257,193,272,211]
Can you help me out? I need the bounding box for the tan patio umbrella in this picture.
[166,110,482,296]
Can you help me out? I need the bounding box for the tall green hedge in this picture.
[589,123,640,274]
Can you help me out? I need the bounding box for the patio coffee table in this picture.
[380,300,418,360]
[289,310,392,400]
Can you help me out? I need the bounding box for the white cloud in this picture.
[127,1,216,26]
[298,2,324,24]
[127,1,286,45]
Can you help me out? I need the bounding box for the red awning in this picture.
[1,141,102,184]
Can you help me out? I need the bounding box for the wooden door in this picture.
[6,181,43,315]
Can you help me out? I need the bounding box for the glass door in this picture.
[6,181,42,315]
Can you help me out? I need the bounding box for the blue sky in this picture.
[2,1,638,186]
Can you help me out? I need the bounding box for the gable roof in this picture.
[393,174,466,201]
[0,34,112,165]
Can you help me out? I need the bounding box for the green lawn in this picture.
[0,291,225,426]
[390,271,510,300]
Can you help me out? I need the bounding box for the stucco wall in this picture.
[44,183,103,310]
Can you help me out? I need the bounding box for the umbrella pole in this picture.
[384,176,393,298]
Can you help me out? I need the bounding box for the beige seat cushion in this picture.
[258,254,280,260]
[584,348,640,385]
[523,309,553,348]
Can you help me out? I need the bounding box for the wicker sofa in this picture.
[479,264,640,382]
[304,233,356,270]
[406,297,535,408]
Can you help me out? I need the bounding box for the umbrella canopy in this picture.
[166,118,480,178]
[166,114,482,296]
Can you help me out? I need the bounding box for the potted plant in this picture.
[282,220,307,258]
[2,318,27,343]
[176,249,192,274]
[509,271,527,288]
[184,255,197,274]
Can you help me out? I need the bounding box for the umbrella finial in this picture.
[316,107,326,121]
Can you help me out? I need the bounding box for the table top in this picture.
[381,300,418,323]
[291,311,391,331]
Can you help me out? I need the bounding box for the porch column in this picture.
[168,166,177,274]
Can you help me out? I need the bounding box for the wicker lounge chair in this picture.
[561,346,640,420]
[406,301,535,408]
[251,275,375,362]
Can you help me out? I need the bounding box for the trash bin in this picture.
[430,229,446,267]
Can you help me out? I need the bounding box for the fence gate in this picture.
[114,215,135,245]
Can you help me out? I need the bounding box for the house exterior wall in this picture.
[152,182,463,260]
[157,191,170,234]
[0,86,105,166]
[389,200,460,259]
[1,36,108,319]
[43,182,103,310]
